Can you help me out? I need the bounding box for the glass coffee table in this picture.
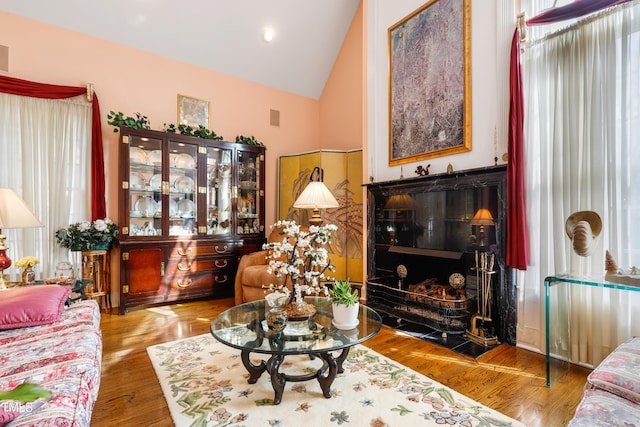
[210,297,382,404]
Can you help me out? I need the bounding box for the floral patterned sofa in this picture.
[0,285,102,426]
[569,336,640,426]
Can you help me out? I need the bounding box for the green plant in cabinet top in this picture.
[235,135,265,147]
[106,111,151,132]
[163,123,224,140]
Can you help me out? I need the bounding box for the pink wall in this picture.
[0,11,326,228]
[319,2,364,152]
[1,8,365,301]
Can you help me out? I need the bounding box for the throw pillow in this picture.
[587,337,640,405]
[0,406,20,424]
[0,285,71,330]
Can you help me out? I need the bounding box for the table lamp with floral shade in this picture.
[0,188,43,290]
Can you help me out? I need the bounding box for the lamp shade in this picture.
[293,182,339,209]
[383,194,417,211]
[0,188,42,290]
[470,208,495,226]
[0,188,43,229]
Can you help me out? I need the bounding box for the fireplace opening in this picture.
[367,277,475,335]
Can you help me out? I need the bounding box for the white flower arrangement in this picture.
[55,218,119,250]
[263,220,337,306]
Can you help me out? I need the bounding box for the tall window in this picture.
[0,93,91,279]
[518,1,640,365]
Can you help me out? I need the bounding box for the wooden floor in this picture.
[91,298,590,427]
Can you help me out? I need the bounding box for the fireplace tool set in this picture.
[466,250,500,346]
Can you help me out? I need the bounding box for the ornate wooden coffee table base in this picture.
[240,347,349,405]
[210,298,382,405]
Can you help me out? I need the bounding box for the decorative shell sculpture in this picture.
[565,211,602,257]
[605,250,618,274]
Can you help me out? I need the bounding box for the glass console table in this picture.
[544,274,640,386]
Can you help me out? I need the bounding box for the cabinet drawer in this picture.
[168,243,237,258]
[167,267,235,294]
[167,272,214,292]
[212,267,235,285]
[165,257,235,275]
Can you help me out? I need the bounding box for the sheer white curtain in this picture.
[518,1,640,366]
[0,93,91,279]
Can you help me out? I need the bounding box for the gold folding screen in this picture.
[278,150,363,283]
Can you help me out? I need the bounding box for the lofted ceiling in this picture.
[0,0,361,100]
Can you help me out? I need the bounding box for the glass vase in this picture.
[21,267,35,286]
[266,306,288,333]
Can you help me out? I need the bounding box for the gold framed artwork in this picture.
[388,0,471,166]
[178,94,210,128]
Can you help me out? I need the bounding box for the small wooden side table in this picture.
[81,250,111,309]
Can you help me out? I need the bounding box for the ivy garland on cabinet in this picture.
[107,111,265,147]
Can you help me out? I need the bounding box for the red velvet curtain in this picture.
[507,29,529,270]
[527,0,630,25]
[0,75,106,220]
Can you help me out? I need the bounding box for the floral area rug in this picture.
[147,334,525,427]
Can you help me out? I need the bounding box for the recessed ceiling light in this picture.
[263,29,274,43]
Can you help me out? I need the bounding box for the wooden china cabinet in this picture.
[117,127,265,314]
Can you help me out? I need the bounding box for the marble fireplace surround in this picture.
[365,165,517,346]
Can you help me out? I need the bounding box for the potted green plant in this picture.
[328,279,360,330]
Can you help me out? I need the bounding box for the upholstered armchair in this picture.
[234,227,287,305]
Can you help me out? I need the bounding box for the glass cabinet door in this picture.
[237,150,262,235]
[168,140,199,236]
[205,146,233,236]
[127,134,164,237]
